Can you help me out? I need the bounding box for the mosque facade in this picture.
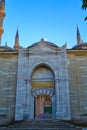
[0,0,87,125]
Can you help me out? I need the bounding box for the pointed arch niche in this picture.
[31,64,55,91]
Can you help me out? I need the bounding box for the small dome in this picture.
[72,43,87,50]
[0,46,13,51]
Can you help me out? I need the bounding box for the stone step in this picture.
[0,120,82,130]
[0,128,82,130]
[8,123,76,127]
[8,126,76,128]
[7,124,76,128]
[10,121,75,126]
[6,125,76,128]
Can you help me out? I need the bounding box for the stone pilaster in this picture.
[24,80,30,119]
[55,49,71,120]
[15,50,25,120]
[55,78,60,119]
[15,50,31,120]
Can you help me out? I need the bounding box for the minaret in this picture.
[0,0,5,46]
[14,28,20,50]
[77,25,81,44]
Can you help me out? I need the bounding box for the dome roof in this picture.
[72,43,87,50]
[27,38,58,48]
[0,45,13,51]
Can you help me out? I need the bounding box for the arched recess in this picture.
[30,64,55,119]
[31,63,55,80]
[31,63,55,93]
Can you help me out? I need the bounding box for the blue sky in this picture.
[2,0,87,48]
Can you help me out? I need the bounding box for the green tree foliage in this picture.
[81,0,87,20]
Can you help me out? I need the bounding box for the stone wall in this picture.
[67,50,87,119]
[0,52,18,124]
[0,49,87,124]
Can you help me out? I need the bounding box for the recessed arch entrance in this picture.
[34,94,52,119]
[31,64,55,119]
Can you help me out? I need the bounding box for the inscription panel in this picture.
[31,81,54,87]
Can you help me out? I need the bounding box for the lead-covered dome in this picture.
[0,45,13,51]
[72,43,87,50]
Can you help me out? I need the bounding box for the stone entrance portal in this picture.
[34,94,52,119]
[15,44,71,121]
